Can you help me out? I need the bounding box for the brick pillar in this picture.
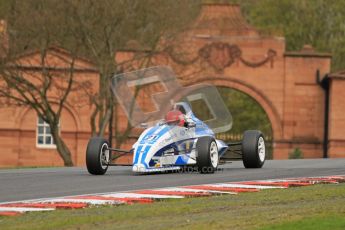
[328,76,345,157]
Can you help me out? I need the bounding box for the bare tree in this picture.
[65,0,200,143]
[0,0,200,165]
[0,49,79,166]
[0,0,88,166]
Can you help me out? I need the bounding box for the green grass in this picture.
[1,184,345,230]
[261,215,345,230]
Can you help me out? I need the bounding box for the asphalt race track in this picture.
[1,159,345,203]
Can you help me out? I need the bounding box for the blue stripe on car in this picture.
[140,126,170,168]
[140,145,152,168]
[133,144,143,164]
[175,155,189,165]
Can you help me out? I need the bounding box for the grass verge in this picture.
[0,184,345,230]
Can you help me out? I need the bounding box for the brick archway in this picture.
[184,76,283,142]
[116,3,333,159]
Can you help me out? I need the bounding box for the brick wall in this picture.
[329,77,345,157]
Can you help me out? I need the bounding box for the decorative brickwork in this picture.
[0,3,343,167]
[116,3,337,160]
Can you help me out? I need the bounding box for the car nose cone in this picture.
[132,164,146,172]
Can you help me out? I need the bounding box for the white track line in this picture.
[213,183,286,189]
[0,207,55,212]
[103,193,184,199]
[250,179,307,183]
[44,198,124,205]
[157,187,236,194]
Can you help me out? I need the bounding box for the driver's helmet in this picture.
[165,105,185,126]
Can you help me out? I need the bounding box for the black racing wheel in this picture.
[242,130,266,168]
[86,137,110,175]
[196,136,219,174]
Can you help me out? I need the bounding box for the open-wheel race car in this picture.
[86,67,266,175]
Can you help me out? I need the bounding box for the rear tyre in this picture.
[196,136,218,174]
[86,137,110,175]
[242,130,266,168]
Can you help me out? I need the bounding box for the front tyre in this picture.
[86,137,110,175]
[196,136,219,174]
[242,130,266,168]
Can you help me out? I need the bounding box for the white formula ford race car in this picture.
[86,102,266,175]
[86,66,266,175]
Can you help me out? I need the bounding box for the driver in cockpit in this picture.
[165,105,185,126]
[165,104,195,128]
[165,104,193,128]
